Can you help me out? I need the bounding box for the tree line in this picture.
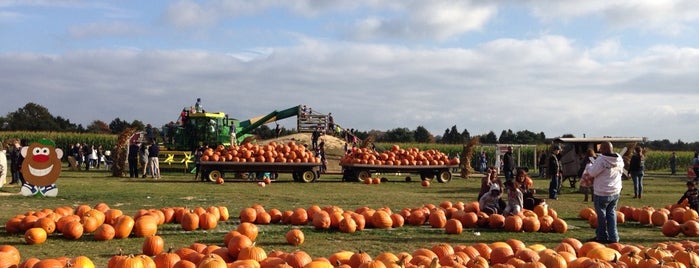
[2,102,698,151]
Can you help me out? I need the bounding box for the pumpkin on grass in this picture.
[24,227,47,245]
[286,229,305,246]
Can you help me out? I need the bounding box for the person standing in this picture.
[311,127,320,150]
[629,146,645,199]
[547,145,562,200]
[148,142,161,179]
[140,143,149,178]
[9,140,23,184]
[0,145,7,188]
[327,113,334,135]
[503,146,515,181]
[587,141,624,244]
[128,142,140,178]
[693,152,699,181]
[479,150,487,173]
[670,152,677,175]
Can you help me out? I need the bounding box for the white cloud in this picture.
[162,0,217,29]
[68,21,144,39]
[526,0,699,36]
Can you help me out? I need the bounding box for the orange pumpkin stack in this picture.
[340,145,459,166]
[199,141,320,163]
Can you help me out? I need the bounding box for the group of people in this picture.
[478,142,625,244]
[127,139,161,179]
[70,143,110,171]
[0,139,27,187]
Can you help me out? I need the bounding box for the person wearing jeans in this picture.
[629,146,645,199]
[587,141,624,244]
[547,145,562,199]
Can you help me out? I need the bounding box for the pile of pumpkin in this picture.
[236,201,568,234]
[6,203,230,245]
[340,145,460,166]
[5,223,699,268]
[200,141,320,163]
[579,201,699,237]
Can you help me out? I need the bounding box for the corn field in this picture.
[378,142,695,172]
[0,131,117,153]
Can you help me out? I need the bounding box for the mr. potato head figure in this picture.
[20,139,62,197]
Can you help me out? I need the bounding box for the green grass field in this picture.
[0,167,693,266]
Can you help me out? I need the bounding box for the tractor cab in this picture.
[165,111,233,151]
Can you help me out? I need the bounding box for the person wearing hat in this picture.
[547,145,563,200]
[479,183,504,215]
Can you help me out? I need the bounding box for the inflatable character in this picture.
[20,139,62,197]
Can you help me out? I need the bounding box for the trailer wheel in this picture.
[437,170,452,183]
[358,171,371,181]
[301,170,316,183]
[208,170,222,182]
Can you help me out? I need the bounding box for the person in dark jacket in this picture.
[147,142,160,179]
[629,146,645,199]
[503,146,515,181]
[548,145,562,200]
[128,142,140,178]
[678,181,699,212]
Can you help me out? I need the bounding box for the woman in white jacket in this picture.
[586,142,624,244]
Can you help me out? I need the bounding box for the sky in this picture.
[2,0,699,142]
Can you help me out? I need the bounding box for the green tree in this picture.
[109,118,132,134]
[86,120,111,134]
[414,126,432,143]
[461,128,470,142]
[382,128,414,142]
[130,120,145,131]
[481,131,498,144]
[6,103,59,131]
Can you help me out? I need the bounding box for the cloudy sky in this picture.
[2,0,699,142]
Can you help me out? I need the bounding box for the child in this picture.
[479,184,503,215]
[579,149,597,202]
[503,180,523,216]
[678,181,699,212]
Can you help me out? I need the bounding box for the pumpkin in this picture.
[407,210,426,226]
[227,233,253,258]
[286,251,313,268]
[240,207,257,223]
[349,251,373,268]
[551,218,568,233]
[19,257,41,268]
[421,180,430,187]
[428,209,447,228]
[180,212,199,231]
[339,217,358,233]
[538,215,554,232]
[71,256,95,268]
[586,247,621,262]
[114,215,135,239]
[198,212,218,230]
[490,246,515,264]
[515,248,540,263]
[351,213,366,231]
[93,224,116,241]
[237,222,259,241]
[290,208,309,225]
[673,248,699,268]
[445,218,463,234]
[24,227,47,245]
[107,250,128,268]
[521,216,541,232]
[115,254,145,268]
[312,211,332,229]
[651,210,670,226]
[238,244,268,262]
[372,211,393,229]
[134,215,159,237]
[286,229,305,246]
[662,220,682,237]
[154,248,181,268]
[0,245,20,268]
[34,217,56,234]
[142,235,165,256]
[173,259,196,268]
[389,213,404,228]
[33,259,64,268]
[62,220,84,240]
[683,209,699,223]
[197,254,227,268]
[504,215,523,232]
[681,220,699,237]
[488,214,506,229]
[538,251,567,268]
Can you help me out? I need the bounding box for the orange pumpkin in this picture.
[662,220,682,237]
[227,234,253,258]
[180,212,199,231]
[113,215,135,239]
[238,222,259,241]
[488,214,506,229]
[445,218,463,234]
[199,212,218,230]
[62,220,84,240]
[285,229,305,246]
[133,215,158,237]
[154,248,181,268]
[24,227,47,245]
[238,244,268,262]
[94,224,116,241]
[142,235,164,256]
[504,215,523,232]
[681,220,699,236]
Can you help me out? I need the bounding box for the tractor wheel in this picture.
[208,170,222,182]
[358,171,371,181]
[437,170,452,183]
[301,170,316,183]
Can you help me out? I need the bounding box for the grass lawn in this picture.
[0,167,692,266]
